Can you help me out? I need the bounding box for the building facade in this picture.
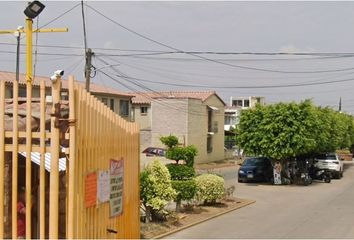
[132,91,226,164]
[1,71,134,121]
[225,96,265,131]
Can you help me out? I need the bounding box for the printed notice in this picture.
[109,159,124,217]
[85,172,97,208]
[97,170,110,203]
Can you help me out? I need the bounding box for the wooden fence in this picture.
[0,76,140,239]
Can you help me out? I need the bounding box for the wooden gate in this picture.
[0,76,140,239]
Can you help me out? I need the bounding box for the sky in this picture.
[1,1,354,113]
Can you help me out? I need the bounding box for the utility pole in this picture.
[85,48,94,92]
[339,97,342,112]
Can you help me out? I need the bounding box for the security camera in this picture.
[50,70,64,83]
[54,70,64,76]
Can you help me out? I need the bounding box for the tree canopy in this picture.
[238,100,354,161]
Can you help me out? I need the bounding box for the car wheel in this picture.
[238,179,242,183]
[339,170,343,179]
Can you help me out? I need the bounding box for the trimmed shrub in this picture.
[195,174,225,204]
[172,179,197,202]
[160,135,198,166]
[166,164,196,180]
[160,135,179,148]
[166,147,186,164]
[140,160,176,222]
[184,145,198,167]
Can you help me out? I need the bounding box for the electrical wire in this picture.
[99,55,354,85]
[0,50,83,56]
[85,3,354,74]
[37,2,81,30]
[102,72,354,89]
[95,59,222,117]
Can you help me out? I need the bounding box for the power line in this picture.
[0,50,83,56]
[95,58,219,117]
[38,3,81,30]
[85,3,354,74]
[102,72,354,89]
[99,55,354,85]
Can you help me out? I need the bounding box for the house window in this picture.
[119,100,129,116]
[110,99,115,111]
[232,100,243,107]
[208,109,212,132]
[102,98,108,106]
[244,100,250,107]
[207,135,213,153]
[140,106,148,115]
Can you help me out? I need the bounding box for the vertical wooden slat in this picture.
[11,79,19,238]
[67,76,76,239]
[0,80,5,238]
[25,82,33,239]
[49,77,61,239]
[39,80,46,239]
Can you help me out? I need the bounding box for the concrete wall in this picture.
[187,99,207,163]
[145,96,225,164]
[202,95,225,163]
[150,99,189,147]
[92,94,132,121]
[133,104,151,130]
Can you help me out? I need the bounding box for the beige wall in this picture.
[133,104,151,130]
[94,94,132,121]
[140,96,225,164]
[150,99,189,147]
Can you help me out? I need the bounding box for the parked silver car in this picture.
[314,153,344,179]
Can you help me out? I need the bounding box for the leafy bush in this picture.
[160,135,179,148]
[195,174,225,204]
[172,179,197,202]
[140,160,176,222]
[183,145,198,167]
[166,147,186,164]
[166,164,196,180]
[161,135,198,166]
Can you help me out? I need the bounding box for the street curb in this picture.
[152,199,256,239]
[195,163,238,171]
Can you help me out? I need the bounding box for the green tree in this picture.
[160,135,198,166]
[238,100,354,162]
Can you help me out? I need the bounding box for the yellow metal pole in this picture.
[25,17,33,239]
[67,76,76,238]
[0,80,5,239]
[49,76,61,239]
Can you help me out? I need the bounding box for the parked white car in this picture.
[314,153,344,179]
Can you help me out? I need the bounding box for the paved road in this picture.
[167,162,354,239]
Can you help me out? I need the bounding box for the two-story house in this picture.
[225,96,265,131]
[131,91,226,165]
[1,71,134,121]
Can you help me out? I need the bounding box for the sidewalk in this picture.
[195,158,243,171]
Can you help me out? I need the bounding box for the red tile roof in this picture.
[0,70,133,98]
[131,91,226,105]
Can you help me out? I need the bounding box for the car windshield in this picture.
[243,158,267,166]
[316,154,337,160]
